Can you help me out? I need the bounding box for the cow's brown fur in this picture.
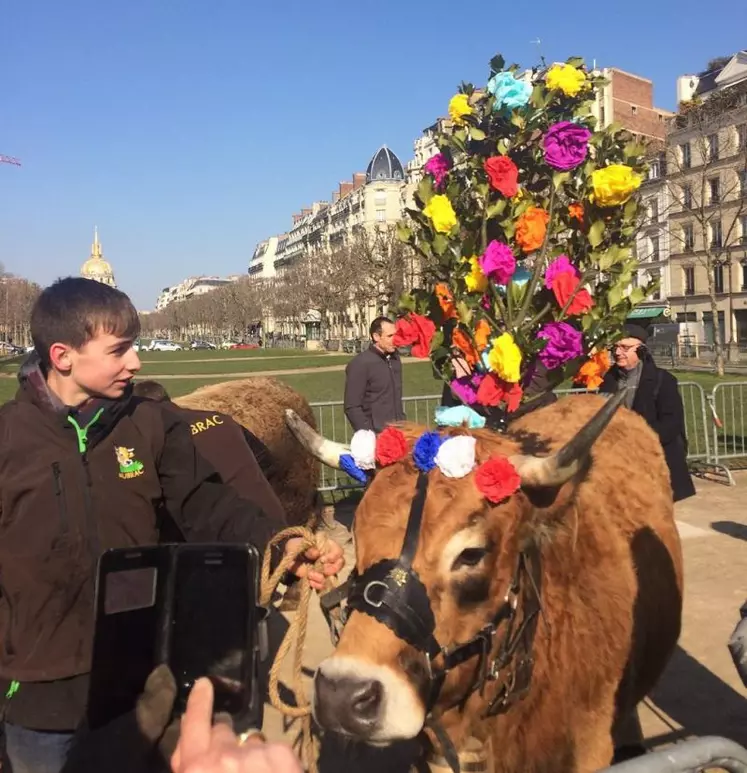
[326,395,683,772]
[175,377,321,527]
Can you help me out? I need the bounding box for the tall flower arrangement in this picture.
[396,55,655,417]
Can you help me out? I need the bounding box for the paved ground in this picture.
[262,474,747,770]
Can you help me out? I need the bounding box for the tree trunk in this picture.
[707,270,725,376]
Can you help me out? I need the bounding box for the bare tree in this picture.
[663,82,747,375]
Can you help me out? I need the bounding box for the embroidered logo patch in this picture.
[115,446,145,479]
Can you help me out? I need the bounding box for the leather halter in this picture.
[322,472,544,772]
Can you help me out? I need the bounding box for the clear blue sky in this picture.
[1,0,745,309]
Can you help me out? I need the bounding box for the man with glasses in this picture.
[600,323,695,502]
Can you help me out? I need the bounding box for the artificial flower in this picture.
[452,328,480,367]
[424,153,450,188]
[350,429,376,469]
[448,93,473,125]
[543,121,592,171]
[435,436,477,478]
[413,432,445,473]
[375,427,409,466]
[480,241,516,284]
[568,202,584,222]
[515,207,550,253]
[474,457,522,503]
[484,156,519,197]
[544,255,576,288]
[448,373,484,405]
[487,332,522,383]
[537,322,584,370]
[465,256,488,293]
[551,271,594,316]
[546,63,587,97]
[339,453,367,484]
[423,194,458,233]
[435,282,457,320]
[573,350,611,390]
[476,372,523,412]
[474,319,491,352]
[487,71,532,111]
[591,165,642,207]
[393,313,436,358]
[434,405,486,429]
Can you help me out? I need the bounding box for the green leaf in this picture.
[566,56,584,68]
[588,220,605,248]
[497,138,510,155]
[417,176,435,205]
[623,198,638,222]
[432,234,449,256]
[607,284,623,308]
[510,112,525,129]
[486,199,507,219]
[552,171,571,191]
[396,223,413,244]
[430,330,445,354]
[456,301,473,326]
[470,127,486,141]
[628,287,645,306]
[398,293,416,313]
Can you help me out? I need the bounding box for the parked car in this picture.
[190,340,216,350]
[147,339,182,352]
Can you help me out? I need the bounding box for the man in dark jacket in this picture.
[343,317,405,433]
[0,278,343,773]
[600,323,696,502]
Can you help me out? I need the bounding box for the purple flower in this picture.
[479,240,516,284]
[544,254,579,289]
[537,322,584,370]
[413,431,445,472]
[449,373,484,405]
[480,293,491,311]
[424,153,450,188]
[543,122,592,171]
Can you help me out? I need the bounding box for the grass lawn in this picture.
[138,347,325,362]
[138,353,353,376]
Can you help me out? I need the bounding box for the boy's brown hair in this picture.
[31,277,141,368]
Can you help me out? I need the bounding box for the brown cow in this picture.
[175,377,321,527]
[286,394,684,772]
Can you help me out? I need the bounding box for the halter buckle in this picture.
[362,580,389,608]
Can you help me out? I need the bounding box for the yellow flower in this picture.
[487,332,522,383]
[464,256,488,293]
[591,165,642,207]
[546,64,586,97]
[423,194,458,233]
[448,93,473,125]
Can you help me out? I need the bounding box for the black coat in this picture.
[600,359,696,502]
[344,346,405,432]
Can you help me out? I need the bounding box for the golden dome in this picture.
[80,228,116,288]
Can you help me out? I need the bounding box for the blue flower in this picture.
[339,453,368,484]
[487,72,532,112]
[412,432,445,473]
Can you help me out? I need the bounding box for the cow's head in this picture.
[286,393,624,745]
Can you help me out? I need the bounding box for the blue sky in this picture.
[1,0,745,309]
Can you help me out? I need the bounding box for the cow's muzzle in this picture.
[314,669,383,738]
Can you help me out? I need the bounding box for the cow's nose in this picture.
[314,669,383,736]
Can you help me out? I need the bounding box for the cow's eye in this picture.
[451,547,487,571]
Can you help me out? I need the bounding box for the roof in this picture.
[365,146,405,183]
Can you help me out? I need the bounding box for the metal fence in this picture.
[310,381,737,492]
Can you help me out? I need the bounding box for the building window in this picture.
[711,219,723,248]
[684,266,695,295]
[631,105,638,115]
[741,215,747,245]
[649,159,660,180]
[680,142,691,169]
[714,264,725,294]
[709,177,720,204]
[708,133,719,161]
[683,223,695,252]
[649,197,659,220]
[677,311,697,323]
[682,183,693,209]
[600,105,606,125]
[740,170,747,199]
[742,260,747,291]
[650,235,660,261]
[375,209,386,222]
[739,124,747,151]
[650,269,661,300]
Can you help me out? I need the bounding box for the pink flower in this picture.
[479,241,516,284]
[424,153,450,188]
[544,255,578,289]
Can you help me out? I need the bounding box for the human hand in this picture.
[285,537,344,591]
[171,678,302,773]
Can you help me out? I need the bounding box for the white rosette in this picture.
[434,435,477,479]
[350,429,377,470]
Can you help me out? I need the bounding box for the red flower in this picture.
[394,313,436,358]
[474,457,522,503]
[475,373,523,412]
[484,156,519,197]
[375,427,409,466]
[551,271,594,316]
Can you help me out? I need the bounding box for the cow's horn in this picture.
[284,409,350,469]
[511,389,627,488]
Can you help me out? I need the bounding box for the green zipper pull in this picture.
[6,680,19,699]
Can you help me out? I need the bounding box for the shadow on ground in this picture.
[711,520,747,542]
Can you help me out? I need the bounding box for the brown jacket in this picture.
[0,357,277,728]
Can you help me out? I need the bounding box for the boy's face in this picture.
[50,331,141,399]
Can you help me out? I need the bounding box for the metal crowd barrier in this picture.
[600,736,747,772]
[310,383,729,492]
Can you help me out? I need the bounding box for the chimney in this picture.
[339,181,354,198]
[301,208,311,216]
[292,213,302,224]
[353,172,367,190]
[332,191,340,202]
